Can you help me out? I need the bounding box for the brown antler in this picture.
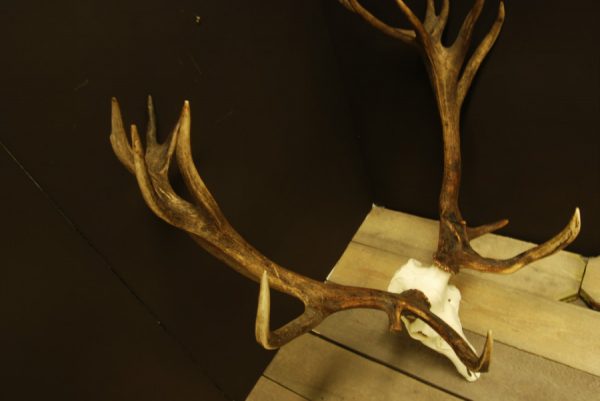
[110,96,492,373]
[341,0,580,274]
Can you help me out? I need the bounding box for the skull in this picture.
[388,258,479,381]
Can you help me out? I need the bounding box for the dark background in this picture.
[0,1,597,400]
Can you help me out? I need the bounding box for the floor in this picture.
[247,207,600,400]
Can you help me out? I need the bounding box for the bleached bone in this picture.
[388,258,480,381]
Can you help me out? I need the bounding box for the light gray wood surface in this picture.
[329,241,600,376]
[315,310,600,401]
[246,377,308,401]
[248,207,599,401]
[581,256,600,309]
[263,334,461,401]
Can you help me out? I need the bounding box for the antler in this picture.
[110,96,492,373]
[341,0,580,274]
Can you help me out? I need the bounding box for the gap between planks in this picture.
[246,376,309,401]
[260,333,464,401]
[314,310,600,401]
[328,239,600,376]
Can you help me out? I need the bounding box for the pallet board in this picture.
[248,207,600,400]
[315,310,600,401]
[581,257,600,310]
[329,241,600,376]
[247,377,308,401]
[262,335,461,401]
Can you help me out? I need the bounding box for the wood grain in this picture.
[314,309,600,401]
[264,334,461,401]
[329,241,600,376]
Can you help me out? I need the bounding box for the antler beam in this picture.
[340,0,580,273]
[110,96,492,373]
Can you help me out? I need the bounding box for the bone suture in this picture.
[111,0,580,379]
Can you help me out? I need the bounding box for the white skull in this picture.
[387,258,479,381]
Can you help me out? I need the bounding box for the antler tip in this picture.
[572,207,582,232]
[111,97,121,116]
[130,124,143,153]
[256,271,277,349]
[476,329,493,372]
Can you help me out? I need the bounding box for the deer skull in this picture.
[388,259,480,381]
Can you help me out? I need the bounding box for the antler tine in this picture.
[339,0,417,45]
[466,218,509,240]
[451,208,581,274]
[174,101,227,226]
[451,0,485,64]
[457,1,505,106]
[393,0,428,41]
[256,272,326,349]
[112,98,496,373]
[110,98,135,174]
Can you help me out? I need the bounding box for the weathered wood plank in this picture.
[454,273,600,376]
[246,377,308,401]
[352,207,585,300]
[329,241,600,376]
[581,256,600,310]
[264,334,461,401]
[314,310,600,401]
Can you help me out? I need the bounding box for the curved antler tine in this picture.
[340,1,417,45]
[175,101,226,224]
[475,330,493,372]
[467,218,509,240]
[130,124,209,235]
[256,272,326,349]
[452,0,485,55]
[457,1,505,106]
[110,98,135,174]
[143,100,180,176]
[400,292,493,372]
[394,0,428,41]
[130,125,173,222]
[465,208,581,274]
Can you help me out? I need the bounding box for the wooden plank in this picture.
[314,310,600,401]
[246,377,308,401]
[352,206,585,300]
[264,334,461,401]
[455,273,600,376]
[581,256,600,310]
[329,241,600,376]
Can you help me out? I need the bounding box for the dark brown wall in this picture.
[1,1,598,400]
[0,1,370,400]
[323,0,600,255]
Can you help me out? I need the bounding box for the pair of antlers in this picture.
[111,0,580,376]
